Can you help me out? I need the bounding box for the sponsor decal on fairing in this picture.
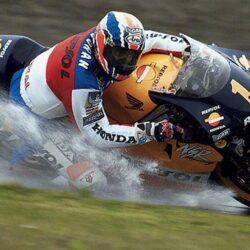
[136,62,157,84]
[176,144,212,164]
[151,65,168,90]
[209,125,226,133]
[212,128,230,142]
[157,167,210,185]
[201,105,221,115]
[214,139,227,149]
[239,55,250,70]
[125,93,144,111]
[203,111,227,134]
[204,112,224,127]
[233,54,250,71]
[232,55,242,68]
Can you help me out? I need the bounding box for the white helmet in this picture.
[94,11,145,81]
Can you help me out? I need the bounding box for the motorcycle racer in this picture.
[9,11,189,149]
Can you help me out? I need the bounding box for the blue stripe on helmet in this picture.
[106,11,121,47]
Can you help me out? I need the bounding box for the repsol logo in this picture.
[92,123,137,144]
[152,65,167,89]
[201,105,221,115]
[61,34,82,79]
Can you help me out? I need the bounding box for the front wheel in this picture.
[213,160,250,207]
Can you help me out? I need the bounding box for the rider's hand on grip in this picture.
[136,120,184,143]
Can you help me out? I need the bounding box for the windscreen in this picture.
[172,36,231,98]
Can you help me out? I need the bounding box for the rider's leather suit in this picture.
[11,28,189,148]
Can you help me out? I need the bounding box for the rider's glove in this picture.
[136,120,184,143]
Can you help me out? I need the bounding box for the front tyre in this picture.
[213,161,250,207]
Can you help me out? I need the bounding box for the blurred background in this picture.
[0,0,250,50]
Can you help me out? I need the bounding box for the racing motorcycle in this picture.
[103,35,250,207]
[0,34,250,207]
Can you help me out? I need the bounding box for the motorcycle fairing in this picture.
[149,35,250,140]
[121,139,222,173]
[212,61,250,114]
[104,53,183,124]
[212,45,250,73]
[104,53,223,172]
[149,91,232,141]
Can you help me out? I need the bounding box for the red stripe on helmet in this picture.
[96,24,108,72]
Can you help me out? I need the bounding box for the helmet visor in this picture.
[104,45,142,75]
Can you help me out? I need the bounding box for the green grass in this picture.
[0,185,249,250]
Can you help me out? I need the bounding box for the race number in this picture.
[231,79,250,103]
[244,116,250,126]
